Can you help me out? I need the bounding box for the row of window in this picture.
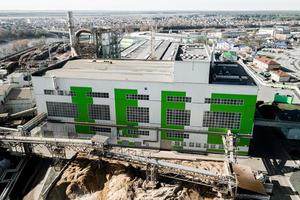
[205,98,244,105]
[90,127,111,133]
[89,105,110,120]
[166,132,189,139]
[126,94,149,100]
[167,96,192,103]
[127,129,150,136]
[46,102,111,120]
[178,142,224,149]
[46,102,242,129]
[46,102,78,118]
[203,111,241,129]
[167,109,191,126]
[44,91,243,106]
[126,107,149,123]
[44,90,109,98]
[87,92,109,98]
[45,90,75,96]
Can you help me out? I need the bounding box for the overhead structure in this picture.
[66,11,122,59]
[0,132,237,198]
[73,27,122,59]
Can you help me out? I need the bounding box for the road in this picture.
[238,60,300,103]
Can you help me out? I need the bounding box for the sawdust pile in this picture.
[47,155,219,200]
[165,160,225,175]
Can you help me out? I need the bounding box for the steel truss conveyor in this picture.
[0,134,237,197]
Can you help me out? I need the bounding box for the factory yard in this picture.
[258,46,300,79]
[258,85,300,104]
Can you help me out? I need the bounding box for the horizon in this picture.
[0,9,300,12]
[1,0,300,11]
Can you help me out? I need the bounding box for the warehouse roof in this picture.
[45,59,175,82]
[255,56,280,66]
[121,40,210,62]
[121,39,179,61]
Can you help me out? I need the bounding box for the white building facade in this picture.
[32,46,258,155]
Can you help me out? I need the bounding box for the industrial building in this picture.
[253,56,281,71]
[32,44,258,155]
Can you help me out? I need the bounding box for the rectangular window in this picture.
[87,92,109,98]
[57,90,64,96]
[90,126,111,133]
[127,107,149,123]
[167,109,191,126]
[46,102,78,118]
[203,111,241,129]
[44,89,55,95]
[127,129,150,136]
[57,90,75,96]
[205,98,244,105]
[126,94,149,100]
[44,90,75,96]
[88,105,110,120]
[196,143,202,148]
[166,132,189,139]
[189,142,195,147]
[167,96,192,103]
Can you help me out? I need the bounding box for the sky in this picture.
[1,0,300,11]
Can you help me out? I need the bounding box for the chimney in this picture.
[67,11,75,47]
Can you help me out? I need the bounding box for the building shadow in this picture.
[280,66,295,73]
[271,180,299,200]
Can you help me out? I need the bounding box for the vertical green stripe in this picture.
[114,88,138,137]
[161,91,186,142]
[71,86,94,134]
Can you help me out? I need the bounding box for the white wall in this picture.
[271,73,290,82]
[174,61,210,83]
[32,75,257,150]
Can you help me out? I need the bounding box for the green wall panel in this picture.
[161,91,186,142]
[70,86,95,134]
[114,88,138,137]
[207,93,257,147]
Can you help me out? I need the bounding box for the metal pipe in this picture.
[0,135,92,145]
[10,107,37,118]
[48,120,253,139]
[0,126,18,132]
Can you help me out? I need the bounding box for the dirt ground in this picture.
[47,154,221,200]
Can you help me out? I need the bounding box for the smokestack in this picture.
[67,11,75,47]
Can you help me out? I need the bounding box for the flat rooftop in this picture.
[176,44,210,62]
[210,62,256,86]
[7,88,33,100]
[44,59,174,82]
[121,39,210,62]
